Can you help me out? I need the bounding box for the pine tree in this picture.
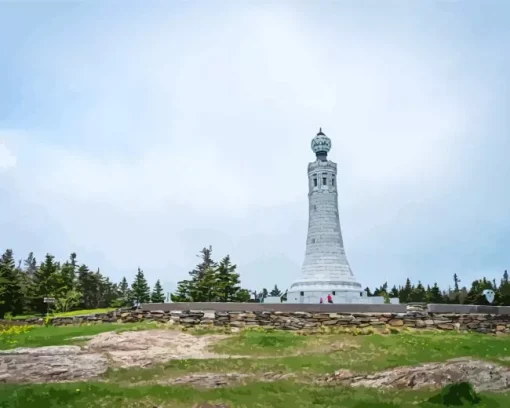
[77,264,94,309]
[151,279,166,303]
[500,270,510,306]
[410,281,426,302]
[17,253,36,313]
[189,246,215,281]
[92,272,118,308]
[188,247,217,301]
[399,278,413,303]
[0,249,24,317]
[215,255,242,302]
[374,282,389,297]
[270,285,282,297]
[428,282,443,303]
[261,288,268,299]
[23,252,37,278]
[452,273,461,303]
[171,280,192,302]
[131,268,151,305]
[389,285,399,298]
[115,277,132,307]
[59,253,77,293]
[30,253,61,313]
[453,273,460,292]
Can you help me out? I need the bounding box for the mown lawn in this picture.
[1,326,510,407]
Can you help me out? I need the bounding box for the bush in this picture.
[428,382,482,406]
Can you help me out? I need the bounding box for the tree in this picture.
[464,278,494,305]
[235,288,251,302]
[215,255,243,302]
[112,277,132,308]
[500,270,510,306]
[0,249,24,317]
[428,282,443,304]
[59,253,77,293]
[131,268,151,305]
[270,285,282,297]
[188,247,217,301]
[389,285,399,298]
[172,246,250,303]
[23,252,37,278]
[171,280,192,302]
[410,281,426,302]
[399,278,413,303]
[261,288,268,299]
[54,290,82,313]
[77,264,95,309]
[151,279,166,303]
[30,253,61,314]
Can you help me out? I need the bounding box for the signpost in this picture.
[44,297,55,319]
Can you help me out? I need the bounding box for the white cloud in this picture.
[2,3,507,289]
[0,142,17,172]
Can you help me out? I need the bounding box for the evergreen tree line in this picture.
[171,246,251,302]
[0,249,166,318]
[366,271,510,306]
[251,284,285,302]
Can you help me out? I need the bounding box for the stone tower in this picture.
[287,128,362,303]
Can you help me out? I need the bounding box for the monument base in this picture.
[263,290,400,305]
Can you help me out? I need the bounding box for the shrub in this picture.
[428,382,482,406]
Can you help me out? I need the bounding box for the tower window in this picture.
[313,178,318,187]
[323,177,327,185]
[332,176,335,185]
[313,204,317,210]
[332,291,336,295]
[311,238,315,243]
[300,291,304,296]
[322,173,327,185]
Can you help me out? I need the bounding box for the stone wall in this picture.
[4,309,510,335]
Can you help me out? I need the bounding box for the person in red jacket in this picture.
[327,293,333,304]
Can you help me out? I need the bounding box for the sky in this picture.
[1,0,509,295]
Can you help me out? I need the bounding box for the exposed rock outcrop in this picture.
[321,358,510,392]
[0,346,108,383]
[0,330,240,384]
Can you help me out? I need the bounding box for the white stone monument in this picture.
[285,129,390,305]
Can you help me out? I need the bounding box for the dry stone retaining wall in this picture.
[4,309,510,334]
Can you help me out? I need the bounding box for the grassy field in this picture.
[1,325,510,407]
[0,321,160,349]
[10,308,116,320]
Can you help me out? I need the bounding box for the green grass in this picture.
[0,381,508,408]
[213,328,308,356]
[11,308,116,320]
[105,329,510,385]
[2,326,510,407]
[0,322,160,349]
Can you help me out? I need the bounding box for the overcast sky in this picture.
[1,1,509,294]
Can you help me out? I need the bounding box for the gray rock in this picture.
[0,346,108,384]
[322,358,510,392]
